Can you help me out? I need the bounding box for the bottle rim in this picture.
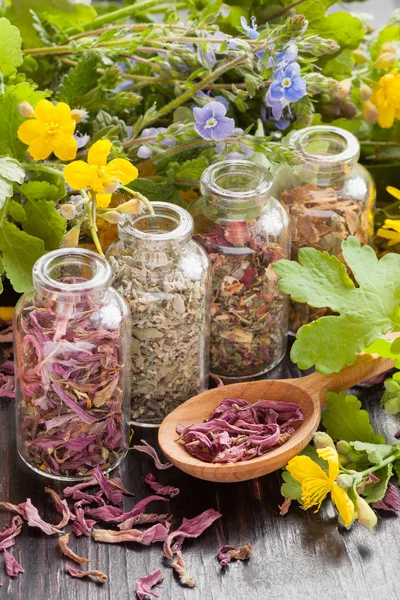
[33,248,112,293]
[290,126,360,166]
[118,201,193,244]
[200,159,273,202]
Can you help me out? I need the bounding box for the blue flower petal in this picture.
[207,101,228,119]
[284,77,306,102]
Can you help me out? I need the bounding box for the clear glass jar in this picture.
[274,125,376,332]
[14,249,131,481]
[190,159,290,380]
[107,202,211,426]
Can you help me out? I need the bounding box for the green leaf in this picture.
[316,13,365,50]
[321,49,354,79]
[0,83,45,159]
[20,180,65,204]
[58,51,99,105]
[0,157,25,209]
[393,460,400,485]
[0,219,45,292]
[370,25,400,60]
[365,338,400,368]
[322,391,386,444]
[174,157,209,181]
[362,463,393,504]
[274,236,400,373]
[0,256,4,295]
[8,200,26,223]
[129,178,182,205]
[352,442,394,464]
[0,17,22,77]
[22,199,66,251]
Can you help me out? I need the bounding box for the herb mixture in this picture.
[14,287,127,478]
[177,398,303,463]
[196,224,287,379]
[280,183,371,331]
[109,249,210,425]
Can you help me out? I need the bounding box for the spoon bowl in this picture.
[158,353,394,482]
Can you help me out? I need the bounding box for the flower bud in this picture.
[336,440,352,455]
[117,198,141,214]
[381,42,397,54]
[71,108,89,123]
[362,100,378,124]
[338,454,350,467]
[58,204,76,219]
[285,15,308,36]
[18,101,35,118]
[382,396,400,415]
[340,100,358,119]
[360,83,372,101]
[374,52,397,69]
[102,180,119,194]
[313,432,335,449]
[336,474,354,489]
[356,496,378,530]
[101,210,122,224]
[353,49,369,64]
[62,225,80,248]
[335,78,352,99]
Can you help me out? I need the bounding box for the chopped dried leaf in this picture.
[92,522,170,545]
[65,562,108,583]
[177,398,303,463]
[133,441,172,470]
[136,569,164,600]
[217,544,252,567]
[3,550,24,577]
[59,533,91,564]
[144,474,179,498]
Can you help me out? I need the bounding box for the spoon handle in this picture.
[295,352,394,408]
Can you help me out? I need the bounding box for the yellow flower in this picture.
[376,187,400,246]
[286,447,355,527]
[17,99,77,161]
[63,139,138,208]
[371,69,400,128]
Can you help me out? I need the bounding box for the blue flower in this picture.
[275,44,299,68]
[265,62,306,119]
[240,16,264,59]
[197,32,237,69]
[193,101,235,141]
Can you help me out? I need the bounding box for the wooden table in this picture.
[1,349,399,600]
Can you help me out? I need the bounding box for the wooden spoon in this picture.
[158,353,394,483]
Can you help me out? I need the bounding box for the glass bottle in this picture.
[190,159,290,380]
[107,202,211,426]
[14,248,131,481]
[274,125,376,332]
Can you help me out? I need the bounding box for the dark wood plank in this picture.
[1,348,400,600]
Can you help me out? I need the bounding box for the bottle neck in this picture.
[200,159,273,221]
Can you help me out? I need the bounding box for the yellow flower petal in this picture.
[53,102,75,132]
[387,186,400,201]
[331,483,355,528]
[96,193,112,208]
[17,119,44,144]
[106,158,138,185]
[301,478,332,511]
[64,161,94,190]
[34,99,56,123]
[52,134,78,162]
[28,136,52,160]
[382,219,400,232]
[316,447,339,483]
[378,106,396,128]
[286,455,329,484]
[88,140,112,167]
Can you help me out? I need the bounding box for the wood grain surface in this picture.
[1,348,400,600]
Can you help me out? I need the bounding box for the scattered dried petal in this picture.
[86,495,169,525]
[145,474,179,498]
[72,506,96,537]
[136,569,164,600]
[63,479,97,498]
[133,440,172,470]
[93,522,170,545]
[65,562,108,583]
[59,533,91,564]
[92,467,123,506]
[21,498,62,535]
[372,484,400,513]
[118,513,170,530]
[45,488,75,528]
[278,498,292,516]
[0,516,23,551]
[3,550,24,577]
[217,544,252,566]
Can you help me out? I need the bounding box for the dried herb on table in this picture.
[136,569,164,600]
[3,550,24,577]
[0,320,14,398]
[217,544,252,567]
[109,252,209,425]
[279,183,370,331]
[59,533,91,564]
[195,226,286,378]
[133,440,172,470]
[15,285,127,478]
[65,562,108,583]
[0,516,23,551]
[144,473,179,498]
[177,398,303,463]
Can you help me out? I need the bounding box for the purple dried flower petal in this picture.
[72,506,96,537]
[0,373,15,398]
[72,490,105,505]
[45,488,75,528]
[20,498,63,535]
[133,440,173,470]
[86,495,169,525]
[0,516,23,551]
[65,562,108,583]
[217,544,252,567]
[136,569,164,600]
[372,484,400,512]
[92,522,170,545]
[92,467,123,506]
[144,474,179,498]
[3,550,24,577]
[63,479,97,497]
[118,512,170,530]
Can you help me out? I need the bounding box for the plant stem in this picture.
[86,191,104,256]
[68,24,190,42]
[23,163,63,177]
[349,453,399,480]
[266,0,307,20]
[142,138,222,162]
[119,185,155,216]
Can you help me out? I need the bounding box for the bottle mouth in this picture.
[200,160,273,202]
[119,201,193,244]
[290,126,360,167]
[33,248,112,294]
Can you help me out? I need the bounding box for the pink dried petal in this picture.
[65,562,108,583]
[217,544,252,567]
[133,440,172,470]
[3,550,24,577]
[86,495,168,525]
[0,502,25,516]
[45,488,75,528]
[118,513,169,531]
[278,498,291,516]
[0,373,15,398]
[145,474,179,498]
[169,550,195,587]
[92,467,123,506]
[21,498,62,535]
[63,479,97,497]
[72,506,96,537]
[52,383,97,425]
[108,477,135,497]
[372,484,400,513]
[92,522,170,545]
[0,516,23,551]
[59,533,91,564]
[136,569,164,600]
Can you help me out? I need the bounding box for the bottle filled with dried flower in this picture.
[107,202,211,426]
[274,125,375,332]
[14,249,131,480]
[190,160,290,380]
